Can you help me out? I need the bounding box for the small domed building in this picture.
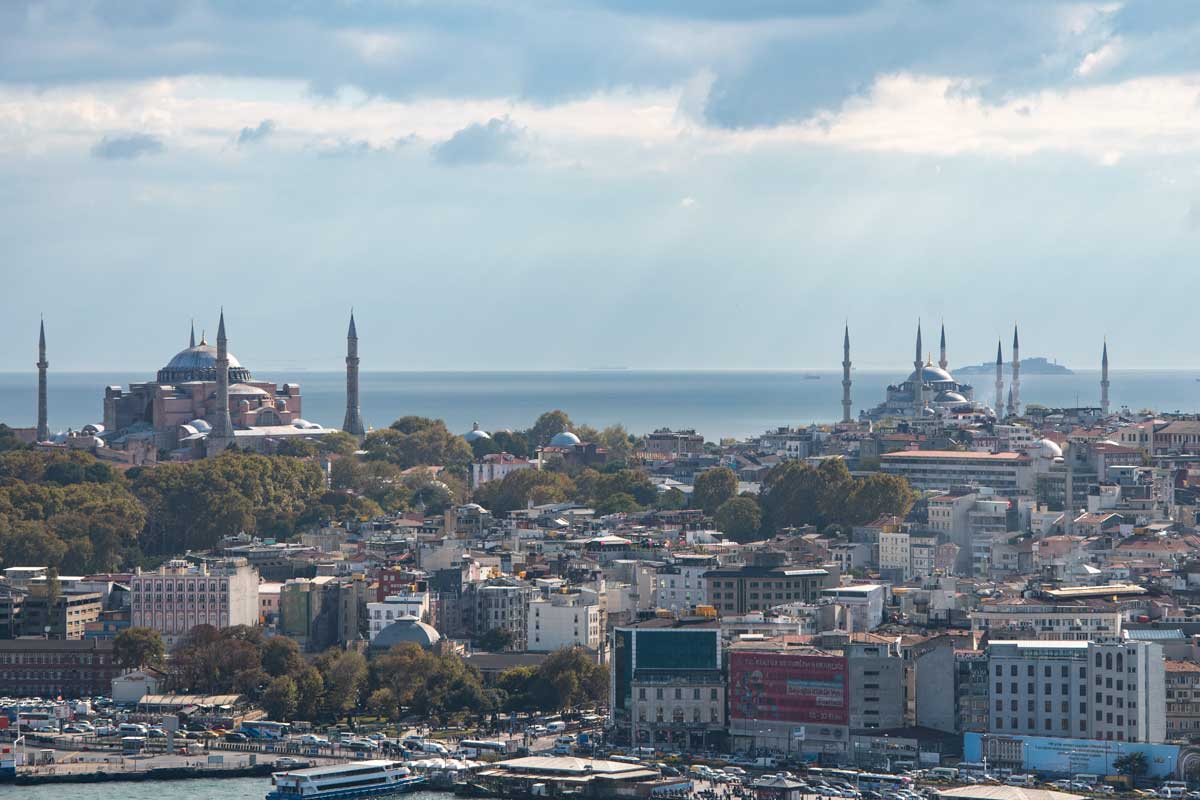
[370,616,441,651]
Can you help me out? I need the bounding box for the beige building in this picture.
[970,597,1122,641]
[1165,659,1200,740]
[527,593,602,653]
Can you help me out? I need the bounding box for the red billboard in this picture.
[729,650,848,725]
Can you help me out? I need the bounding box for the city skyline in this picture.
[4,3,1200,370]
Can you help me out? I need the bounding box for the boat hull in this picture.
[267,775,426,800]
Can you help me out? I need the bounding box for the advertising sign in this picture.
[964,733,1180,779]
[730,650,848,725]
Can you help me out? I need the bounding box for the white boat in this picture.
[267,759,426,800]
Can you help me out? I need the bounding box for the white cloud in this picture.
[680,196,696,208]
[1075,38,1125,77]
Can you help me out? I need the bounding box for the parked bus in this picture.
[240,720,291,740]
[457,740,511,758]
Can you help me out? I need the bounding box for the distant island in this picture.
[956,356,1073,376]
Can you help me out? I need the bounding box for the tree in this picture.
[527,410,573,449]
[473,468,576,514]
[114,627,165,670]
[693,466,737,515]
[366,687,399,720]
[595,492,640,516]
[655,487,686,511]
[294,666,325,722]
[318,649,367,718]
[1114,751,1148,778]
[262,636,305,678]
[0,424,26,452]
[362,417,472,470]
[714,496,762,542]
[490,430,530,458]
[597,425,634,463]
[262,675,299,720]
[844,473,915,526]
[478,627,515,652]
[276,438,318,458]
[318,431,360,456]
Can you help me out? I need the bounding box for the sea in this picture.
[1,369,1198,443]
[0,778,454,800]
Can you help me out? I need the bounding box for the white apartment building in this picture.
[818,584,886,632]
[987,639,1165,743]
[653,555,716,613]
[368,590,432,641]
[878,530,912,581]
[527,593,602,653]
[130,558,259,645]
[970,598,1122,641]
[471,453,534,488]
[880,450,1033,493]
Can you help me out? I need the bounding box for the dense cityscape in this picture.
[0,310,1198,800]
[10,4,1200,800]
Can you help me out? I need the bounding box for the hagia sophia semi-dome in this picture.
[157,339,252,384]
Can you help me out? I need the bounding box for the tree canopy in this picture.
[693,466,738,515]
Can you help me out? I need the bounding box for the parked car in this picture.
[299,734,329,746]
[224,732,248,743]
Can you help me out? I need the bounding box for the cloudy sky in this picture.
[3,0,1200,372]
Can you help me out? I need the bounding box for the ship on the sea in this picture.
[267,760,426,800]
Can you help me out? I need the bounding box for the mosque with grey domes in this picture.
[100,312,365,458]
[850,322,1004,423]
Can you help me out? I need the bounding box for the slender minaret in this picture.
[841,324,852,424]
[1101,339,1110,416]
[343,311,365,436]
[913,321,925,415]
[1006,386,1013,419]
[208,310,234,453]
[994,340,1004,416]
[189,320,196,349]
[938,323,948,371]
[1009,325,1021,416]
[36,317,49,442]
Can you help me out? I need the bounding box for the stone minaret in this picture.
[36,317,49,442]
[841,324,852,424]
[208,310,234,453]
[1009,325,1021,416]
[913,321,925,415]
[938,323,948,371]
[189,320,196,349]
[343,311,365,436]
[994,340,1004,417]
[1101,339,1110,416]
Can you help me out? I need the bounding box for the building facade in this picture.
[0,638,123,698]
[130,558,260,645]
[527,594,602,653]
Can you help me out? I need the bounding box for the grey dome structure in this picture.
[464,422,491,442]
[370,616,441,650]
[158,337,251,384]
[906,364,954,384]
[549,430,581,447]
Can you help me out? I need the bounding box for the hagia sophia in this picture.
[22,312,364,464]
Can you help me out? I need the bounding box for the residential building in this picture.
[970,598,1122,641]
[527,593,602,653]
[653,554,717,613]
[368,589,433,641]
[129,558,259,645]
[471,452,534,488]
[643,429,705,458]
[19,590,102,640]
[473,582,533,651]
[704,557,838,615]
[878,530,912,582]
[848,638,906,730]
[985,639,1165,743]
[818,584,887,632]
[1165,659,1200,740]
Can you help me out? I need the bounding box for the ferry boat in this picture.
[267,760,427,800]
